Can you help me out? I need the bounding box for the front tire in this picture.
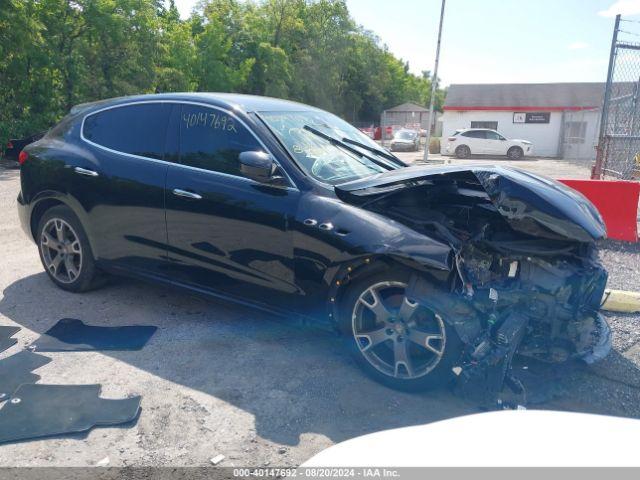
[507,146,524,160]
[36,205,103,293]
[337,269,462,391]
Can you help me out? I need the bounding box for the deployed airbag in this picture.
[0,384,141,444]
[32,318,157,352]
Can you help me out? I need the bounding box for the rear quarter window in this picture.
[82,103,172,160]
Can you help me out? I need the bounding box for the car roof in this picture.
[459,128,498,132]
[71,92,323,116]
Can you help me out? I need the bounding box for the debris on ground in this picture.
[0,325,20,353]
[0,350,51,398]
[32,318,157,352]
[0,384,141,445]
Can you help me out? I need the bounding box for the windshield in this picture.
[259,110,390,185]
[395,130,416,140]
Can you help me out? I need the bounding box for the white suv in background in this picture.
[443,128,533,160]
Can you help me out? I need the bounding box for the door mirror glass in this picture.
[239,151,276,183]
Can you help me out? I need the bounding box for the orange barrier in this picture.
[559,179,640,242]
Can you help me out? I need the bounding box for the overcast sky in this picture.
[172,0,640,86]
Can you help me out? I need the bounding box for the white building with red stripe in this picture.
[440,83,604,158]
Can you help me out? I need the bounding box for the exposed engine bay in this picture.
[337,166,611,405]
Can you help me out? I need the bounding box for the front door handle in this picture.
[74,166,99,177]
[172,188,202,200]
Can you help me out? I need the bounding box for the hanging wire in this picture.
[618,29,640,38]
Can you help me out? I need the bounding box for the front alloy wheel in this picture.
[507,146,524,160]
[353,281,446,379]
[340,271,461,391]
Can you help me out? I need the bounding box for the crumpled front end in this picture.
[336,165,611,405]
[454,241,609,364]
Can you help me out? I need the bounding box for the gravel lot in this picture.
[1,161,639,467]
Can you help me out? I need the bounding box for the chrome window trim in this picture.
[79,99,298,190]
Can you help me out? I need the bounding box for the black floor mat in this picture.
[32,318,157,352]
[0,326,20,354]
[0,350,51,398]
[0,384,141,444]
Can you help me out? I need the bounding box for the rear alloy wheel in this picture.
[455,145,471,159]
[339,271,461,391]
[37,206,103,292]
[40,217,83,284]
[507,146,524,160]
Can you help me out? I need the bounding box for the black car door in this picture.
[164,103,300,306]
[77,102,172,275]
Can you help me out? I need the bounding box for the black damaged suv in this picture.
[18,93,610,392]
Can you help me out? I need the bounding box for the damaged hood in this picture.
[335,165,606,242]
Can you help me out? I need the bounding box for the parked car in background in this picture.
[18,93,609,393]
[3,132,45,166]
[390,129,420,151]
[443,128,533,160]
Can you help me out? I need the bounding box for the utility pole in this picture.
[423,0,446,162]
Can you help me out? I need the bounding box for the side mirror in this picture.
[239,151,276,183]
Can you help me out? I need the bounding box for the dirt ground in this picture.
[1,161,639,467]
[395,150,592,179]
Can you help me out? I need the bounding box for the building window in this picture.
[470,121,498,130]
[565,121,587,144]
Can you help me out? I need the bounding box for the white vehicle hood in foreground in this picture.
[302,410,640,467]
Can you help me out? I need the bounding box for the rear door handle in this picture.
[74,167,99,177]
[172,188,202,200]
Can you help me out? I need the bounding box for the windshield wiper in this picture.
[302,125,397,171]
[341,138,406,167]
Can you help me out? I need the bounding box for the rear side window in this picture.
[178,104,262,177]
[462,130,486,139]
[48,114,76,139]
[82,103,172,160]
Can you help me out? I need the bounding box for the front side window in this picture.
[179,105,262,177]
[485,130,505,140]
[83,103,171,159]
[259,110,388,185]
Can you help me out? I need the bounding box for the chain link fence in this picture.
[595,16,640,180]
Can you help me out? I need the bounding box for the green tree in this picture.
[0,0,446,144]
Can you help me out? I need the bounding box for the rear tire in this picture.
[507,146,524,160]
[455,145,471,159]
[337,268,462,392]
[36,205,104,293]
